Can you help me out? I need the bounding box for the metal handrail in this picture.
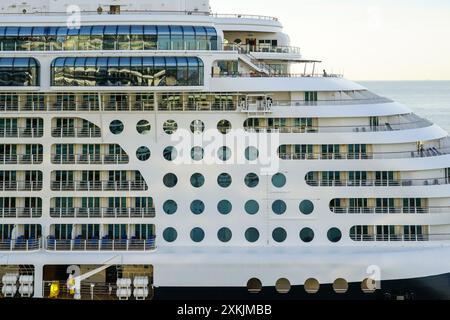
[331,207,450,214]
[46,238,156,252]
[51,127,101,138]
[0,238,41,251]
[0,181,43,191]
[50,207,156,218]
[350,234,450,242]
[307,177,450,187]
[50,181,147,191]
[51,154,129,165]
[278,147,450,160]
[0,207,42,218]
[212,73,344,78]
[0,127,43,138]
[224,43,301,54]
[0,154,43,164]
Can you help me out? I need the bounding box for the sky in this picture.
[210,0,450,80]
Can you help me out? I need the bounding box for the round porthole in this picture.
[163,200,177,215]
[136,146,151,161]
[217,120,231,134]
[272,200,287,215]
[190,120,205,134]
[163,228,177,242]
[300,200,314,215]
[272,228,287,243]
[190,173,205,188]
[300,228,314,243]
[244,173,259,188]
[328,228,342,243]
[190,227,205,243]
[217,173,232,188]
[304,278,320,294]
[247,278,262,294]
[245,228,260,243]
[275,278,291,294]
[272,173,286,188]
[163,146,177,161]
[191,146,204,161]
[245,147,259,161]
[163,120,178,134]
[190,200,205,215]
[245,200,259,215]
[163,173,178,188]
[217,200,232,215]
[217,228,232,243]
[109,120,124,135]
[136,120,151,135]
[333,278,349,294]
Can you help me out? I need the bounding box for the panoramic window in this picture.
[190,200,205,215]
[244,173,259,188]
[109,120,124,135]
[136,146,151,161]
[217,173,232,188]
[136,120,151,134]
[163,200,177,215]
[163,173,178,188]
[51,57,204,86]
[0,58,40,86]
[0,25,218,52]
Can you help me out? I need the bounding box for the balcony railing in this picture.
[46,238,156,251]
[245,120,432,134]
[0,207,42,218]
[0,154,43,165]
[51,127,101,138]
[0,128,43,138]
[224,43,301,55]
[350,234,450,242]
[50,207,156,218]
[50,181,147,191]
[0,181,43,191]
[279,147,450,161]
[331,207,450,214]
[51,154,129,165]
[307,177,450,187]
[0,238,41,251]
[212,73,344,78]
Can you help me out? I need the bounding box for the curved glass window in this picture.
[272,228,287,243]
[218,228,232,243]
[190,120,205,134]
[51,57,204,86]
[0,58,40,86]
[217,173,232,188]
[245,200,260,215]
[190,200,205,215]
[190,227,205,243]
[190,173,205,188]
[328,228,342,243]
[163,146,177,161]
[245,228,260,243]
[163,227,177,242]
[163,200,177,215]
[300,228,315,243]
[191,147,204,161]
[245,147,259,161]
[300,200,314,215]
[217,200,232,215]
[272,173,286,188]
[136,146,151,161]
[0,25,218,51]
[109,120,124,135]
[218,146,231,161]
[136,120,151,134]
[163,173,178,188]
[272,200,287,215]
[244,173,259,188]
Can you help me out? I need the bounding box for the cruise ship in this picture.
[0,0,449,301]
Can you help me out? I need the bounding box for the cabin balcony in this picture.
[46,237,156,252]
[0,207,42,218]
[0,127,43,138]
[51,127,101,138]
[50,181,147,192]
[51,154,129,165]
[330,206,449,214]
[49,207,155,219]
[0,181,43,191]
[0,154,43,165]
[0,238,41,251]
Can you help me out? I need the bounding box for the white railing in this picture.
[0,128,43,138]
[46,238,156,252]
[50,207,155,218]
[51,154,129,165]
[0,181,43,191]
[0,207,42,218]
[50,181,147,192]
[51,127,101,138]
[0,154,43,164]
[350,234,450,242]
[0,238,41,251]
[331,207,450,214]
[307,177,450,187]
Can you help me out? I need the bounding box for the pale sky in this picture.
[210,0,450,80]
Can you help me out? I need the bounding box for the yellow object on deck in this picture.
[49,282,60,299]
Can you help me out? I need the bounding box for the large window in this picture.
[51,57,204,87]
[0,25,218,51]
[0,58,39,86]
